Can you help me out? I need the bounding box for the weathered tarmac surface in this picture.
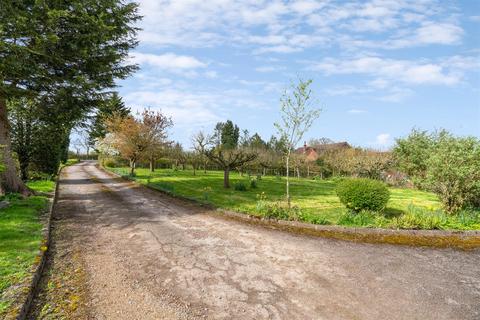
[32,161,480,319]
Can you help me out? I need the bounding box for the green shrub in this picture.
[256,195,300,221]
[234,182,247,191]
[337,210,381,227]
[425,134,480,214]
[250,179,257,189]
[336,178,390,212]
[299,212,330,225]
[103,158,117,168]
[261,202,300,220]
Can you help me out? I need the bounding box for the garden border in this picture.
[102,165,480,250]
[5,167,63,320]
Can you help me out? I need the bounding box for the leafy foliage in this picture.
[393,129,433,188]
[336,178,390,212]
[103,109,172,175]
[88,93,130,149]
[424,134,480,213]
[0,0,140,191]
[394,129,480,213]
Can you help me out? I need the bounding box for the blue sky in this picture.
[116,0,480,150]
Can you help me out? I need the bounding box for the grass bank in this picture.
[108,167,480,231]
[0,177,57,315]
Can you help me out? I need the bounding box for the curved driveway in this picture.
[48,162,480,319]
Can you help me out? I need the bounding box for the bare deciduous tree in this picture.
[192,131,210,173]
[205,147,257,188]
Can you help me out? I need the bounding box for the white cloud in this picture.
[414,22,463,45]
[130,52,207,70]
[255,66,282,73]
[348,109,367,114]
[375,133,391,147]
[378,87,414,103]
[136,0,462,54]
[313,56,461,86]
[204,71,218,78]
[324,85,372,96]
[124,90,220,128]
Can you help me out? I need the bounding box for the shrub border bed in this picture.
[4,168,62,320]
[102,165,480,251]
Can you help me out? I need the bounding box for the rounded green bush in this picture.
[336,178,390,212]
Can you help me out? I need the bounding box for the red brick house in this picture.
[295,141,351,162]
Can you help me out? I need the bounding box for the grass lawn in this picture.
[0,187,51,315]
[109,167,480,230]
[26,180,56,193]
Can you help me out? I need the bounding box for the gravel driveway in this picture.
[32,161,480,319]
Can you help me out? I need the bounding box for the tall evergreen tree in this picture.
[220,120,239,149]
[0,0,140,193]
[88,92,131,148]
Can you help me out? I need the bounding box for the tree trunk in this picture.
[223,168,230,188]
[193,163,196,176]
[20,161,28,181]
[0,97,30,195]
[149,157,155,172]
[130,159,136,175]
[286,154,290,207]
[263,167,266,176]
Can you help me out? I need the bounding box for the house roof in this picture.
[295,142,350,155]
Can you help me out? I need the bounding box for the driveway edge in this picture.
[7,168,63,320]
[102,166,480,250]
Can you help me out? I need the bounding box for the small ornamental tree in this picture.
[105,109,172,175]
[142,110,173,172]
[274,79,321,207]
[106,115,146,175]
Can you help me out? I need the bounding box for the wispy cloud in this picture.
[348,109,367,114]
[374,133,392,148]
[130,52,207,71]
[313,56,461,85]
[136,0,462,54]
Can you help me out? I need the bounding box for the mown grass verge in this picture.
[107,167,480,231]
[0,194,49,316]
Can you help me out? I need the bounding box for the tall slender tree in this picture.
[275,79,321,207]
